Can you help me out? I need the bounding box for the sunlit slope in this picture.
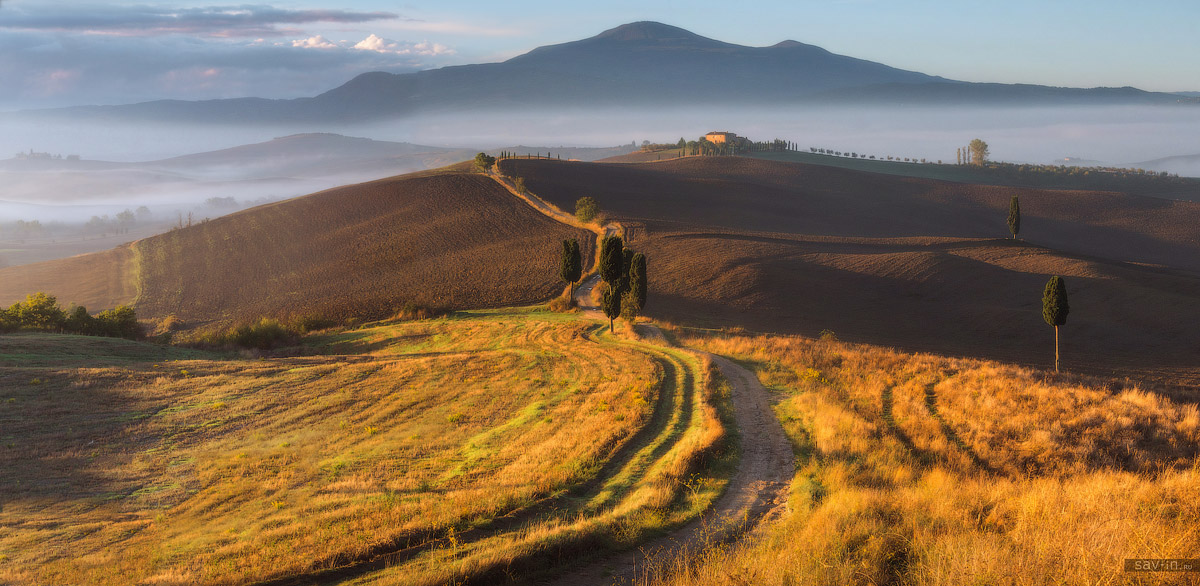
[501,157,1200,378]
[0,245,138,312]
[644,330,1200,586]
[0,309,724,585]
[0,165,594,327]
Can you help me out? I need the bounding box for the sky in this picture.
[0,0,1198,110]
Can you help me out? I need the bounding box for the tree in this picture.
[627,252,647,315]
[1041,276,1070,372]
[560,239,582,296]
[474,152,496,171]
[617,248,634,294]
[969,139,989,165]
[602,285,621,332]
[599,236,623,285]
[13,292,64,330]
[575,197,599,223]
[1008,195,1021,240]
[64,305,95,335]
[95,306,140,339]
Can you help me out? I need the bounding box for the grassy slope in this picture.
[0,309,728,586]
[502,157,1200,383]
[0,164,594,330]
[644,330,1200,586]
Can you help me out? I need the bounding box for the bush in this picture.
[229,318,295,350]
[13,292,65,330]
[64,305,96,336]
[94,306,141,339]
[0,293,140,339]
[473,152,496,171]
[575,197,599,223]
[0,307,17,333]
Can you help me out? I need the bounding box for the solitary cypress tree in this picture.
[628,252,647,313]
[1041,276,1070,372]
[560,239,582,296]
[602,286,621,332]
[599,236,623,285]
[1008,195,1021,240]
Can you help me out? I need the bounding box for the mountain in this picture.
[26,22,1194,124]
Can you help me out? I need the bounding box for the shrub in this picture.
[94,306,141,339]
[473,152,496,171]
[13,292,65,330]
[64,306,96,336]
[575,197,599,223]
[229,318,295,350]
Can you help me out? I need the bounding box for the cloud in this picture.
[0,31,452,109]
[352,35,454,56]
[0,4,398,38]
[292,35,338,50]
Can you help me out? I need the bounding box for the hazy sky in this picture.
[1,0,1197,110]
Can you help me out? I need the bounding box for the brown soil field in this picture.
[0,165,593,329]
[500,157,1200,385]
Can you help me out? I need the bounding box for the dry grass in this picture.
[0,307,731,586]
[0,310,657,585]
[641,330,1200,586]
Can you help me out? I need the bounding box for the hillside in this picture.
[0,165,593,329]
[0,309,726,585]
[27,22,1192,124]
[644,329,1200,585]
[500,156,1200,381]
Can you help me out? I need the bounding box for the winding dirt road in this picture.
[487,172,795,584]
[544,275,794,585]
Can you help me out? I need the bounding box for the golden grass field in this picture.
[641,329,1200,586]
[0,307,730,585]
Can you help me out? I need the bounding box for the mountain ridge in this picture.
[20,21,1194,124]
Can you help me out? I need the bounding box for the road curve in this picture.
[491,173,795,585]
[544,277,794,585]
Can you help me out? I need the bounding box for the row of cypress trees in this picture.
[598,235,647,332]
[1008,194,1070,371]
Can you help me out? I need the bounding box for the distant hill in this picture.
[26,22,1194,124]
[1130,153,1200,177]
[0,164,593,328]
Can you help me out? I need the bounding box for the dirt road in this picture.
[547,276,794,585]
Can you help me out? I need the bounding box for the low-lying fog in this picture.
[1,104,1198,266]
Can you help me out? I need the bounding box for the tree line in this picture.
[0,292,140,339]
[558,231,648,332]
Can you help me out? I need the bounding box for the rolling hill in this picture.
[0,164,593,330]
[500,156,1200,382]
[25,22,1193,124]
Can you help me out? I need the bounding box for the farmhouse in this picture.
[704,131,738,144]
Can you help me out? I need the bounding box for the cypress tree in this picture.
[617,248,634,294]
[1008,195,1021,240]
[602,286,621,332]
[1041,276,1070,372]
[629,252,647,313]
[599,236,623,285]
[560,239,577,296]
[560,239,581,296]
